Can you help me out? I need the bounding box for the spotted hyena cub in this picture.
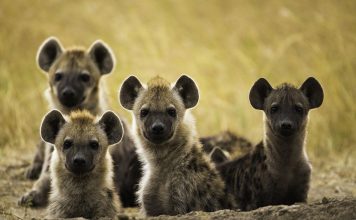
[218,77,324,211]
[41,110,122,219]
[120,75,236,216]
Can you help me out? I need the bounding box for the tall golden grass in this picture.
[0,0,355,164]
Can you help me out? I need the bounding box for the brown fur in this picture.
[120,75,236,216]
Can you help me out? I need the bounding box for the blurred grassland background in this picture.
[0,0,355,165]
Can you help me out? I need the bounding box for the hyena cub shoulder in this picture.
[20,37,115,207]
[41,110,122,219]
[218,77,324,211]
[120,75,235,216]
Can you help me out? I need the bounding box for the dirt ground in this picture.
[0,152,355,220]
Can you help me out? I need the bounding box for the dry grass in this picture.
[0,0,355,167]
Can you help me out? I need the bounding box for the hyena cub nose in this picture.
[40,110,123,219]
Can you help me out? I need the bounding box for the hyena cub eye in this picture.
[54,72,63,82]
[79,73,91,83]
[167,107,177,117]
[63,139,73,150]
[270,104,279,114]
[140,108,149,118]
[295,104,304,114]
[89,140,99,150]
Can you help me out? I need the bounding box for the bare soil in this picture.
[0,154,355,220]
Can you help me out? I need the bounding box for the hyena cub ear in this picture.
[173,75,199,109]
[299,77,324,109]
[37,37,63,72]
[98,111,124,145]
[88,41,115,75]
[40,110,66,144]
[209,147,229,164]
[119,76,143,110]
[249,78,273,110]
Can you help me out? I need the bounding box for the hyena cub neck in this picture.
[41,110,122,219]
[219,77,324,211]
[37,37,115,115]
[120,75,234,216]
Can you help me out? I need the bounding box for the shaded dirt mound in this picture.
[147,197,356,220]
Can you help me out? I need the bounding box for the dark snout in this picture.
[145,119,173,144]
[278,120,296,137]
[151,121,165,135]
[66,153,94,175]
[58,87,85,108]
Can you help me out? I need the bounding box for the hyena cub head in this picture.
[37,37,115,108]
[40,110,123,175]
[120,75,199,145]
[249,77,324,138]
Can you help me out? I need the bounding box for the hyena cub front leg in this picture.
[25,141,46,179]
[120,75,236,216]
[19,144,53,206]
[42,110,122,219]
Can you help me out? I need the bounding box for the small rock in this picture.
[322,197,329,204]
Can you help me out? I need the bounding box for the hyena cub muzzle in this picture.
[20,37,115,207]
[120,75,236,216]
[41,110,122,219]
[218,77,324,211]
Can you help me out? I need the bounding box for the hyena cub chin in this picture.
[218,77,324,211]
[41,110,122,219]
[120,75,235,216]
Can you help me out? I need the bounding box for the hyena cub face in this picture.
[37,37,114,108]
[41,110,123,176]
[250,77,324,138]
[120,75,199,145]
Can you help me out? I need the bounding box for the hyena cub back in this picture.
[218,77,324,211]
[41,110,122,219]
[120,75,235,216]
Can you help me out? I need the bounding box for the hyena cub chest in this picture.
[141,148,228,215]
[50,188,115,218]
[221,144,310,210]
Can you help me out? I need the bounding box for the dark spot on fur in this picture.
[106,188,113,201]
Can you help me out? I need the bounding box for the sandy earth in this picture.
[0,155,355,220]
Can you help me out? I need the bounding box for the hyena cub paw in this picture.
[24,163,42,180]
[18,190,47,207]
